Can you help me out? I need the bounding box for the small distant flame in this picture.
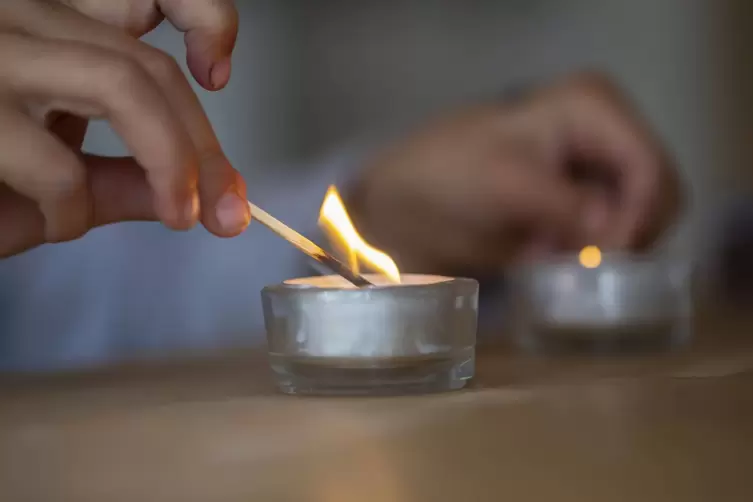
[318,185,401,283]
[579,245,602,269]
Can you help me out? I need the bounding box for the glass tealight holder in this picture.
[262,274,479,396]
[508,252,693,354]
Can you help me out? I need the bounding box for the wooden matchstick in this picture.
[247,201,373,287]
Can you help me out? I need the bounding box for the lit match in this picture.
[247,200,373,287]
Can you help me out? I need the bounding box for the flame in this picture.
[318,185,401,283]
[579,245,602,269]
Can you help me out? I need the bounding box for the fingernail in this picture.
[210,57,231,90]
[215,192,250,234]
[185,191,200,223]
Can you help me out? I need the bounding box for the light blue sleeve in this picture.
[0,146,368,372]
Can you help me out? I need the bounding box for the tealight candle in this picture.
[509,250,692,353]
[262,274,479,395]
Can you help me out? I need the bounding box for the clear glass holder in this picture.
[261,274,479,396]
[508,252,693,355]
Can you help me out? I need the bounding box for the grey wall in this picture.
[298,0,738,259]
[84,0,753,273]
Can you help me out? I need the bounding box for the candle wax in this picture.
[284,274,453,289]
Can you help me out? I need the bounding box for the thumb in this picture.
[62,0,237,89]
[0,156,157,259]
[84,155,159,225]
[157,0,239,90]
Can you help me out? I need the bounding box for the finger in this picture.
[0,32,199,231]
[634,166,685,250]
[196,152,250,238]
[488,160,581,233]
[83,155,159,225]
[56,0,163,36]
[0,104,90,245]
[157,0,239,90]
[572,182,612,249]
[543,73,678,249]
[13,2,250,236]
[0,155,157,258]
[56,0,238,90]
[86,158,247,241]
[440,160,582,270]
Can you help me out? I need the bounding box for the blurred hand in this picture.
[350,73,683,276]
[0,0,249,258]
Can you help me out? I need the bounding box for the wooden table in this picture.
[2,307,753,501]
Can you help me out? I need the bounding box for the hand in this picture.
[0,0,249,259]
[349,73,683,276]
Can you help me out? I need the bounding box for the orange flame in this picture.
[579,245,602,269]
[318,185,401,283]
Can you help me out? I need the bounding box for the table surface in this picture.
[2,307,753,502]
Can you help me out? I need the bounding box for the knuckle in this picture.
[66,0,159,36]
[98,56,152,102]
[562,71,623,102]
[40,166,86,199]
[206,2,239,32]
[138,48,183,87]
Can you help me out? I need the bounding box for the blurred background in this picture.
[84,0,753,296]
